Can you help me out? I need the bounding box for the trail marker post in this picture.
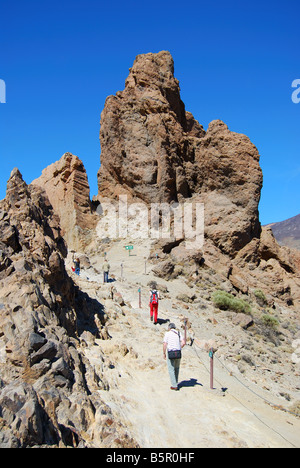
[138,287,142,308]
[125,245,134,256]
[209,348,214,390]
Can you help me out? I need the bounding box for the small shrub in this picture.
[254,289,267,305]
[261,314,279,329]
[212,291,251,314]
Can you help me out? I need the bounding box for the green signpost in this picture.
[124,245,134,256]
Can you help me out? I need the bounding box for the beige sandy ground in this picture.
[69,239,300,449]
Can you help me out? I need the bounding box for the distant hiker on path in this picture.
[149,282,160,325]
[72,255,80,276]
[163,322,186,391]
[102,259,110,283]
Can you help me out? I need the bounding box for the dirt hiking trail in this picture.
[69,240,300,448]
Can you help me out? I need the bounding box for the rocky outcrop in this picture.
[236,226,300,306]
[32,152,98,251]
[97,51,198,203]
[0,169,137,448]
[198,225,300,308]
[97,51,263,256]
[191,120,262,254]
[95,51,300,308]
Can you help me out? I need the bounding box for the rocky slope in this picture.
[0,169,137,448]
[269,214,300,250]
[66,235,300,448]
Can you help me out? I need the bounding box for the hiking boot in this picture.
[150,316,153,322]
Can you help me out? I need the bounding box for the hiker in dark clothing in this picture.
[73,256,80,276]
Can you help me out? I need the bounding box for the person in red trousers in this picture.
[149,281,160,325]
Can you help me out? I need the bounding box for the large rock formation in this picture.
[32,152,98,251]
[0,169,137,448]
[96,51,300,308]
[97,51,263,256]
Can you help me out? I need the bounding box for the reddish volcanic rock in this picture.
[32,152,98,250]
[97,51,263,256]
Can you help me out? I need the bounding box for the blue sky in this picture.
[0,0,299,224]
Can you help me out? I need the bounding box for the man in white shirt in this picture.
[102,259,110,283]
[163,322,186,390]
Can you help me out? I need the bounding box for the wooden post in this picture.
[138,287,142,308]
[184,319,187,344]
[209,348,214,390]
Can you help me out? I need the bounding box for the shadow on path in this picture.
[178,378,203,389]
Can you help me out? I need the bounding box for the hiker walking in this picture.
[102,259,110,283]
[149,282,160,325]
[163,322,186,391]
[72,254,80,276]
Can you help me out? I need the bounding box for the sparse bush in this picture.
[261,314,279,329]
[212,290,251,314]
[254,289,267,306]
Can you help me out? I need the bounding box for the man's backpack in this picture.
[150,290,158,305]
